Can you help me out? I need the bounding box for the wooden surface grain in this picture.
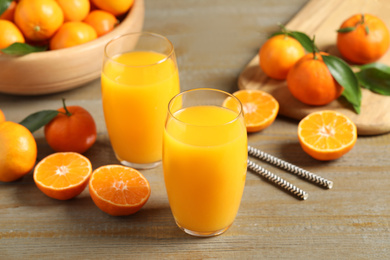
[1,0,390,259]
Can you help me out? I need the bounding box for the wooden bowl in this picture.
[0,0,144,95]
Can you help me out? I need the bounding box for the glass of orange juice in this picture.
[101,32,180,169]
[163,88,247,237]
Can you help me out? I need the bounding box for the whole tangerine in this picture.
[337,14,390,64]
[91,0,134,16]
[50,21,97,50]
[14,0,64,42]
[287,52,344,106]
[259,34,305,80]
[84,10,118,37]
[0,121,37,182]
[0,19,25,49]
[44,100,97,154]
[56,0,90,22]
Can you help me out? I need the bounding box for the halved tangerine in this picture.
[89,165,151,216]
[224,89,279,133]
[298,110,357,161]
[33,152,92,200]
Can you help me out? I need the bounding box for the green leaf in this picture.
[337,27,356,33]
[322,55,362,114]
[270,30,314,53]
[19,110,59,133]
[356,62,390,73]
[355,65,390,95]
[289,31,314,53]
[1,42,48,55]
[365,25,370,34]
[270,31,283,38]
[0,0,13,17]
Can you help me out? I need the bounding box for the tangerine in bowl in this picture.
[0,0,144,95]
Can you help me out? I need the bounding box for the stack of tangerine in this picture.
[0,0,134,51]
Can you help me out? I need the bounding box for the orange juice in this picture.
[102,51,180,165]
[163,105,247,235]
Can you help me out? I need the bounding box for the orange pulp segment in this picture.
[33,152,92,200]
[224,89,279,132]
[89,165,151,216]
[298,110,357,161]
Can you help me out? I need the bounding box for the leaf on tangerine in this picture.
[337,27,356,33]
[322,55,361,114]
[1,42,48,55]
[357,62,390,73]
[355,63,390,95]
[20,110,59,133]
[0,0,12,16]
[270,25,314,53]
[289,31,314,53]
[365,25,370,34]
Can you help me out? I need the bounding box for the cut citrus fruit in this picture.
[298,110,357,161]
[224,89,279,132]
[89,165,151,216]
[33,152,92,200]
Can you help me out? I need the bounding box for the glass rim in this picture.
[167,88,244,127]
[104,31,175,68]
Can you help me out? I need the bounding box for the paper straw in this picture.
[248,145,333,189]
[247,159,309,200]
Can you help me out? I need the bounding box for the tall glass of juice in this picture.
[102,32,180,169]
[163,88,247,237]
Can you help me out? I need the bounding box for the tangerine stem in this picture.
[311,35,318,60]
[279,23,287,33]
[278,24,289,39]
[62,98,72,117]
[360,14,369,34]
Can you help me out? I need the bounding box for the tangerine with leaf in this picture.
[287,51,344,106]
[337,14,390,64]
[44,99,97,154]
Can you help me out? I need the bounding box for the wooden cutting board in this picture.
[238,0,390,136]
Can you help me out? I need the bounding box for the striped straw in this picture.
[248,145,333,189]
[247,159,309,200]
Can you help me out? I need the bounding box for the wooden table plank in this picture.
[1,0,390,259]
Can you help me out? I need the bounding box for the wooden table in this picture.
[1,0,390,259]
